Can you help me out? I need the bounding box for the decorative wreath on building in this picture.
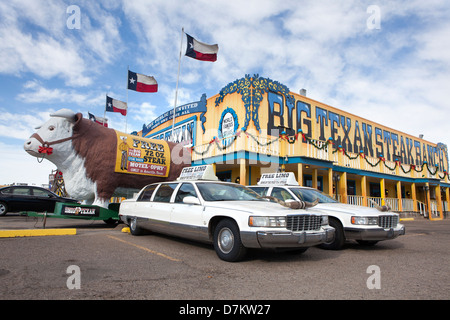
[190,129,448,179]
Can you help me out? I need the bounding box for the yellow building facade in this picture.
[138,74,449,219]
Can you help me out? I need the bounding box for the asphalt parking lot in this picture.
[0,214,449,302]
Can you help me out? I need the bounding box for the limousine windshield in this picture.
[196,182,265,202]
[291,188,338,204]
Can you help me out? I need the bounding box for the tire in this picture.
[319,218,345,250]
[213,219,247,262]
[129,217,143,236]
[0,202,8,216]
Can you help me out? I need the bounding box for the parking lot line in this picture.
[107,235,181,262]
[0,228,77,238]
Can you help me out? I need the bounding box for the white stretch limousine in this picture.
[119,166,335,262]
[249,172,405,250]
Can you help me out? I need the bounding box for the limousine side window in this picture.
[137,185,158,202]
[153,183,178,203]
[175,183,198,203]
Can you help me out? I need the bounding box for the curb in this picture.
[400,218,415,222]
[0,229,77,238]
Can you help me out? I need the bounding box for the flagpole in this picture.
[125,65,129,133]
[172,27,184,141]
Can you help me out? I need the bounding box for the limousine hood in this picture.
[309,202,397,217]
[204,200,305,216]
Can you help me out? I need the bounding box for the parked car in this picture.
[0,185,79,216]
[119,165,335,262]
[249,172,405,250]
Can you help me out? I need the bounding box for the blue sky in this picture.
[1,0,449,185]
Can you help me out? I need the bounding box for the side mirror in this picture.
[183,196,201,205]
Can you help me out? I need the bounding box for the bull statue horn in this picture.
[50,109,77,122]
[263,196,319,209]
[368,199,391,212]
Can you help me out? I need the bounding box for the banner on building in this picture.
[114,131,171,177]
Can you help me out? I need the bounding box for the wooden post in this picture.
[339,172,347,204]
[240,159,246,186]
[312,168,318,189]
[411,183,417,212]
[361,175,367,207]
[297,163,303,186]
[431,185,443,220]
[328,168,333,197]
[396,181,403,212]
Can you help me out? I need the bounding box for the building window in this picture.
[303,174,323,191]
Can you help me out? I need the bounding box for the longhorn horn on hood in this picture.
[263,196,319,209]
[368,199,391,212]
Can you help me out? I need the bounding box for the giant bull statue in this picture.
[24,109,191,207]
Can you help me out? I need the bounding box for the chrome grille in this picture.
[378,215,398,229]
[286,215,322,231]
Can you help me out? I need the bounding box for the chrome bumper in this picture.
[254,226,335,248]
[345,224,405,241]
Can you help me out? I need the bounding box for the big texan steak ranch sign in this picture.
[114,132,171,177]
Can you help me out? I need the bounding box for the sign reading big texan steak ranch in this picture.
[114,132,171,177]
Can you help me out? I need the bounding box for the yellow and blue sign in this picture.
[114,131,170,177]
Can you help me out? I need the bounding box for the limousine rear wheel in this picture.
[129,217,143,236]
[213,219,247,262]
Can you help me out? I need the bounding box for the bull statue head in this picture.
[24,109,96,204]
[24,109,80,159]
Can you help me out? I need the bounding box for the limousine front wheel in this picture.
[213,219,247,262]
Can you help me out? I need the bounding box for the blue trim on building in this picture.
[191,153,450,187]
[146,115,197,146]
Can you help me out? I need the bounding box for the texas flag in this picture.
[88,112,108,127]
[106,96,127,116]
[185,33,218,62]
[128,70,158,93]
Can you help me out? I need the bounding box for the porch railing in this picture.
[347,195,364,206]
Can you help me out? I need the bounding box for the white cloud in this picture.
[16,81,104,107]
[0,107,54,140]
[0,24,91,86]
[0,0,124,87]
[0,141,55,186]
[131,102,158,124]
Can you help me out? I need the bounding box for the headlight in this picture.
[351,216,378,225]
[321,215,329,226]
[249,216,286,227]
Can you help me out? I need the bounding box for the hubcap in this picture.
[130,217,137,231]
[218,227,234,254]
